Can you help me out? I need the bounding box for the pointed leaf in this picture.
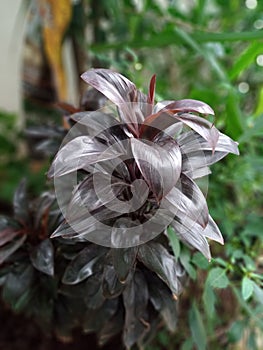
[202,215,224,244]
[138,242,183,296]
[112,247,137,283]
[30,239,54,276]
[48,135,122,178]
[83,299,118,333]
[131,138,181,199]
[189,303,207,350]
[102,264,124,298]
[242,276,254,301]
[81,68,141,134]
[141,109,219,150]
[164,173,209,228]
[62,245,107,284]
[207,267,229,289]
[13,179,29,223]
[154,99,215,116]
[0,235,26,264]
[170,217,211,260]
[123,271,149,348]
[148,272,178,331]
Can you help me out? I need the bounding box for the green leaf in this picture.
[138,242,183,296]
[192,252,210,270]
[253,283,263,304]
[229,41,263,80]
[242,276,254,301]
[203,281,216,318]
[228,320,246,343]
[207,267,229,289]
[180,249,197,280]
[189,303,207,350]
[167,226,180,260]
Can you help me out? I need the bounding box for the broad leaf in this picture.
[170,217,211,260]
[13,179,29,223]
[81,68,143,134]
[141,109,219,151]
[111,247,137,283]
[83,299,118,333]
[62,245,107,284]
[48,135,122,178]
[0,235,26,264]
[30,239,54,276]
[189,303,207,350]
[242,276,254,301]
[98,308,124,347]
[148,272,178,331]
[207,267,229,289]
[138,242,183,296]
[164,173,208,228]
[102,264,124,298]
[131,138,181,199]
[123,271,149,348]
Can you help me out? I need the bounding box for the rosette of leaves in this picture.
[48,69,239,348]
[0,180,61,330]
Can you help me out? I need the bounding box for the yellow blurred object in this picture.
[41,0,72,101]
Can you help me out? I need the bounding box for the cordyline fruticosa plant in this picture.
[0,68,239,349]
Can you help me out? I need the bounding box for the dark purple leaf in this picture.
[81,69,141,134]
[111,247,137,283]
[170,217,211,260]
[2,264,34,311]
[178,131,239,175]
[154,99,215,115]
[102,264,124,298]
[0,235,26,264]
[138,242,183,296]
[13,179,29,223]
[84,274,105,309]
[83,299,118,333]
[148,272,178,331]
[179,130,239,155]
[163,173,209,228]
[202,215,224,244]
[30,239,54,276]
[48,135,123,178]
[123,271,149,348]
[70,111,120,136]
[62,245,107,284]
[0,216,21,246]
[131,138,181,199]
[98,307,124,347]
[0,228,20,247]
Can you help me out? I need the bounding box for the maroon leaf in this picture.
[163,173,209,228]
[81,69,141,134]
[141,110,219,150]
[170,217,211,260]
[0,235,26,264]
[131,138,181,200]
[48,136,123,178]
[154,99,215,115]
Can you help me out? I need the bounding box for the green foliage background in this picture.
[1,0,263,349]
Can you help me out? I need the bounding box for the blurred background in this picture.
[0,0,263,349]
